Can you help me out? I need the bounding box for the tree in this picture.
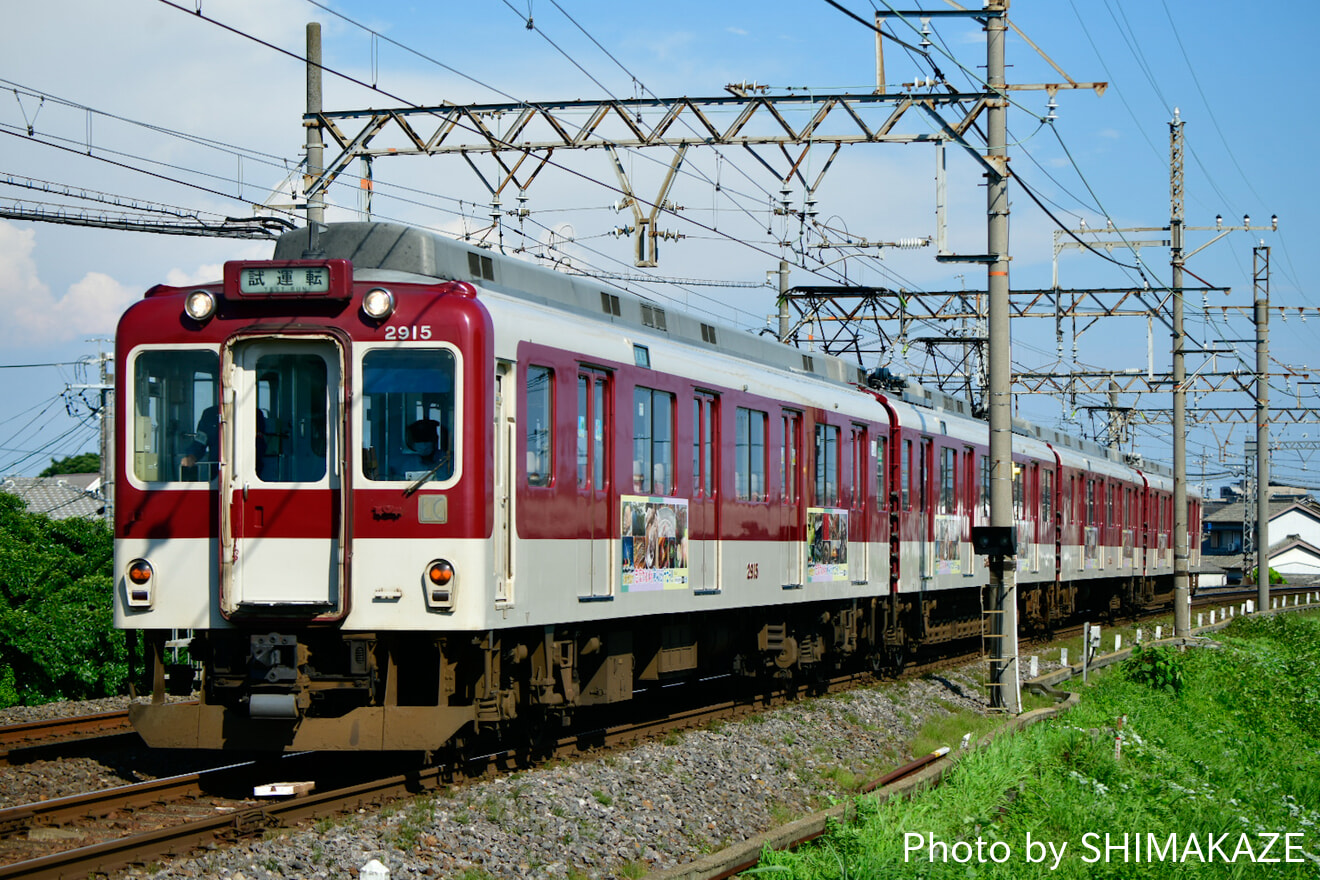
[0,492,125,706]
[39,452,101,477]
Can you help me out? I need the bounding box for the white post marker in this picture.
[1115,634,1122,652]
[1136,628,1143,643]
[1155,625,1162,640]
[1060,647,1069,667]
[1197,613,1203,628]
[1029,655,1039,677]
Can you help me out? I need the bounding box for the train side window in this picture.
[781,410,801,503]
[633,386,674,496]
[875,435,888,508]
[814,423,840,507]
[131,348,219,483]
[735,407,768,501]
[526,366,553,487]
[979,455,990,522]
[361,348,455,484]
[919,438,931,513]
[578,371,610,492]
[692,393,717,497]
[962,447,974,517]
[850,424,867,511]
[939,447,956,515]
[1012,463,1023,520]
[1041,468,1054,525]
[902,440,913,511]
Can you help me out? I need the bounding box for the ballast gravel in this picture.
[0,697,214,809]
[2,676,987,880]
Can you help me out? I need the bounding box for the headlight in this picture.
[184,290,216,322]
[125,558,154,608]
[362,287,395,320]
[424,559,455,610]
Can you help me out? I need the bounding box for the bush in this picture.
[1120,644,1185,694]
[1247,566,1287,585]
[0,493,126,707]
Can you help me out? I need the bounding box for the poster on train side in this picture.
[621,496,689,591]
[934,514,963,576]
[807,508,849,582]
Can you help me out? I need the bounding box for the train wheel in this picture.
[519,706,561,764]
[886,646,907,678]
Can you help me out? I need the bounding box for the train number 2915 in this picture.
[384,325,432,340]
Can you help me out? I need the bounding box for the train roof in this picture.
[272,222,1171,480]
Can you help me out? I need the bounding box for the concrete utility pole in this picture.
[304,22,325,256]
[986,0,1021,714]
[1254,246,1270,611]
[1169,111,1191,638]
[99,346,114,520]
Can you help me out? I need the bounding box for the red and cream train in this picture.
[114,222,1200,750]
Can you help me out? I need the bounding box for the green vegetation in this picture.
[0,492,125,707]
[754,612,1320,878]
[1120,644,1186,694]
[38,452,101,477]
[1248,566,1288,585]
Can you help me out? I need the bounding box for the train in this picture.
[113,221,1200,751]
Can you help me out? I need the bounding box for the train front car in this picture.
[115,224,493,750]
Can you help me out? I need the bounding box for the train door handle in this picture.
[243,482,250,501]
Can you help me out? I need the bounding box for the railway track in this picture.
[2,590,1313,879]
[0,711,140,767]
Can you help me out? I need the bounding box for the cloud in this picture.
[0,222,136,346]
[165,264,225,287]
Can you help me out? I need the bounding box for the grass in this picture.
[754,611,1320,878]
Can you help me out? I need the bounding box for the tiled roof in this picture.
[0,475,105,520]
[1203,498,1320,525]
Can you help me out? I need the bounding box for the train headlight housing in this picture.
[184,290,216,322]
[424,559,456,610]
[362,287,395,320]
[125,558,155,608]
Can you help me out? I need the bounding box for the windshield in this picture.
[131,348,220,483]
[361,348,457,483]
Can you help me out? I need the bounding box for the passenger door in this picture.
[577,368,612,598]
[781,410,803,587]
[220,336,345,616]
[689,392,719,590]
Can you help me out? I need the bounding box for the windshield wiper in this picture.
[403,455,451,498]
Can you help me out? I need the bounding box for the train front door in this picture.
[220,336,346,616]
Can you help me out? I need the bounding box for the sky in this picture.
[0,0,1315,494]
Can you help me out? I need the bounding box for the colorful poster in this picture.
[807,508,849,582]
[621,495,689,591]
[1084,526,1099,569]
[934,514,963,576]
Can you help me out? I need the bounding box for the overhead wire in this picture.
[152,0,877,303]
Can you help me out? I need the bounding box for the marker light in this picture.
[125,558,155,608]
[424,559,456,610]
[184,290,216,322]
[362,287,395,320]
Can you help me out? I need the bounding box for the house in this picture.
[0,473,105,520]
[1199,486,1320,585]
